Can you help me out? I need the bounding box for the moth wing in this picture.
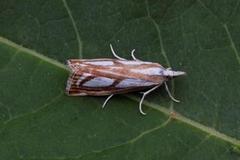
[66,59,164,96]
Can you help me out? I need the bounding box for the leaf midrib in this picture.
[0,36,239,147]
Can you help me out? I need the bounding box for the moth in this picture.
[66,44,186,115]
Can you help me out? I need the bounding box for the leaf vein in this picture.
[0,50,20,71]
[2,92,64,126]
[62,0,83,58]
[56,118,171,160]
[127,95,240,147]
[0,36,68,71]
[197,0,222,23]
[0,36,239,147]
[223,24,240,65]
[147,16,175,110]
[182,134,211,159]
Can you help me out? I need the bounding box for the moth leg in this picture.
[102,94,114,109]
[164,82,180,102]
[131,49,141,61]
[109,44,126,60]
[166,67,172,70]
[139,85,161,115]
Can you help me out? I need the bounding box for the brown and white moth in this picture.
[66,44,186,115]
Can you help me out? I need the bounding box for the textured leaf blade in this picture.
[0,0,240,159]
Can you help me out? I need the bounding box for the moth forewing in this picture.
[66,44,186,115]
[66,59,166,96]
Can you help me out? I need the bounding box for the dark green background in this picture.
[0,0,239,159]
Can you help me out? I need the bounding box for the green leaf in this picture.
[0,0,240,159]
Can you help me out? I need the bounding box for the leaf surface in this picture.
[0,0,240,159]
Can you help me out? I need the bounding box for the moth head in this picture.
[162,68,186,78]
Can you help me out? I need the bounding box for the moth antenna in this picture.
[139,85,161,115]
[102,94,114,108]
[109,44,126,60]
[131,49,141,61]
[164,82,180,103]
